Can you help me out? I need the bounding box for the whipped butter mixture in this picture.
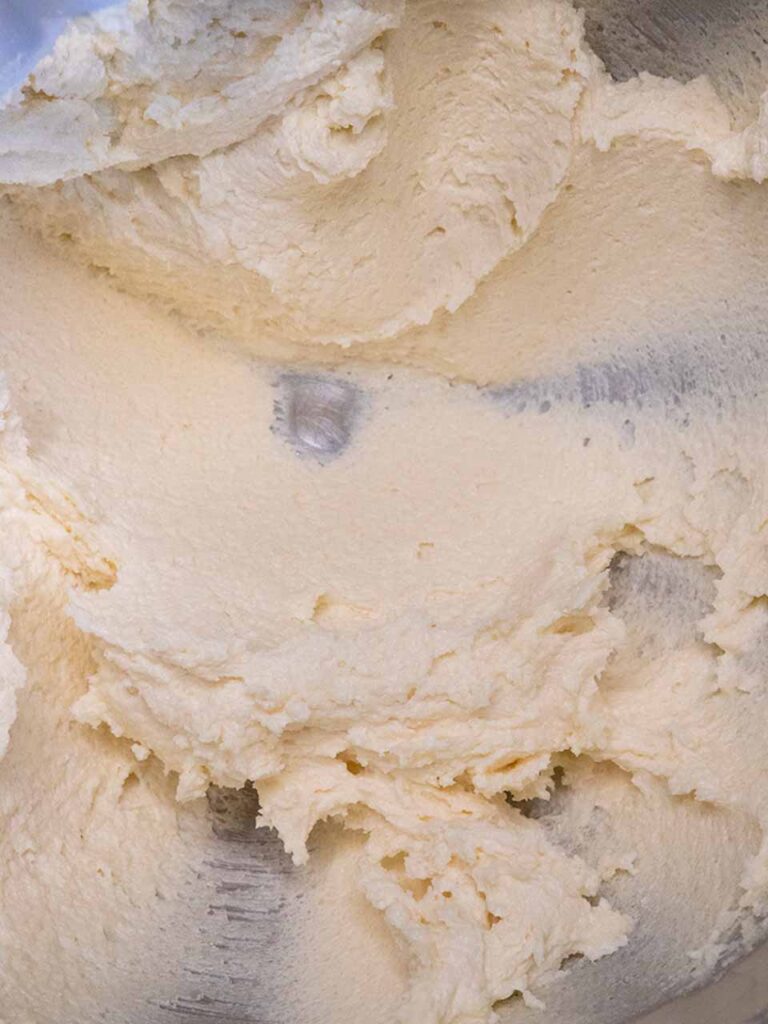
[3,2,768,1023]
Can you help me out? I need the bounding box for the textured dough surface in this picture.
[3,2,768,1024]
[0,0,402,185]
[7,0,768,355]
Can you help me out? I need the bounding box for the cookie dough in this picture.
[3,2,768,1023]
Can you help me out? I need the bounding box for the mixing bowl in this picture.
[3,1,768,1021]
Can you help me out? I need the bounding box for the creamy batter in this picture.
[2,2,768,1023]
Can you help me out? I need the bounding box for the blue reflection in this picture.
[0,0,124,97]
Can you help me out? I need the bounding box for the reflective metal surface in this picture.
[273,373,362,460]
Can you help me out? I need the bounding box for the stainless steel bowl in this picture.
[7,2,768,1021]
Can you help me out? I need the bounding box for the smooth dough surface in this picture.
[3,2,768,1023]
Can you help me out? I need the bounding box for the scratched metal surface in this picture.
[581,0,768,125]
[153,787,296,1024]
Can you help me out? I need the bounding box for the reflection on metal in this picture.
[273,373,362,461]
[155,786,298,1024]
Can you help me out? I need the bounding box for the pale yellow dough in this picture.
[7,1,767,359]
[3,2,768,1024]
